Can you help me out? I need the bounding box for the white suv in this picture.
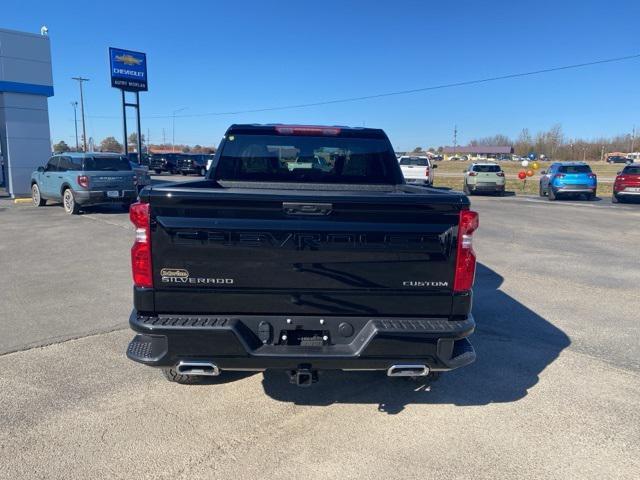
[398,156,437,186]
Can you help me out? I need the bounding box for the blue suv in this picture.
[539,162,597,201]
[31,153,138,214]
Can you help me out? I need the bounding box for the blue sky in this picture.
[4,0,640,150]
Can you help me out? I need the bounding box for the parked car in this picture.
[612,163,640,203]
[463,163,505,195]
[606,155,631,164]
[539,162,597,200]
[31,153,137,214]
[206,154,215,172]
[398,155,437,186]
[149,153,180,174]
[129,161,151,192]
[177,154,209,176]
[128,152,150,166]
[126,124,478,386]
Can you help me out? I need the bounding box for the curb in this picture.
[13,198,32,204]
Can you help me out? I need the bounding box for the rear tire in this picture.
[539,183,545,197]
[548,187,557,201]
[154,169,162,175]
[586,192,596,201]
[200,167,207,176]
[62,188,80,214]
[612,194,620,203]
[181,171,187,176]
[463,183,470,195]
[161,367,205,385]
[32,183,46,206]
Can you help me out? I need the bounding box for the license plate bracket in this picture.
[281,330,329,346]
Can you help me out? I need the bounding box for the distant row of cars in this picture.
[147,153,213,176]
[398,155,640,203]
[128,152,214,176]
[539,162,640,203]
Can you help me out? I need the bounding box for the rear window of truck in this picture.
[214,134,398,184]
[399,157,430,166]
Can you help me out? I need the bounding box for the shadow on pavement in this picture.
[260,263,570,413]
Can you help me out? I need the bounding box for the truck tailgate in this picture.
[148,186,464,317]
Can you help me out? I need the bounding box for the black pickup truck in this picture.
[127,124,478,386]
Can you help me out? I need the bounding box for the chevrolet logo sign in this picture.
[115,54,142,66]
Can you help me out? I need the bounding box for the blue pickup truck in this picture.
[31,152,138,214]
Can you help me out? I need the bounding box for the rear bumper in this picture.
[553,184,596,193]
[178,167,202,174]
[74,189,137,206]
[126,311,476,372]
[469,183,504,192]
[405,178,431,185]
[614,188,640,196]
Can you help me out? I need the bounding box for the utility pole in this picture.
[162,128,166,146]
[631,126,636,153]
[453,124,458,157]
[171,107,188,152]
[70,101,79,151]
[601,145,605,162]
[72,77,89,152]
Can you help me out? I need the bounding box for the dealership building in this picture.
[0,27,53,198]
[441,145,513,160]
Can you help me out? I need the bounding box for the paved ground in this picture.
[1,184,639,479]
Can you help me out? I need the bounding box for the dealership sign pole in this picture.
[109,48,148,161]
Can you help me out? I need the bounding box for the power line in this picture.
[89,53,640,120]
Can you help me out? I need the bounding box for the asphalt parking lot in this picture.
[1,182,639,479]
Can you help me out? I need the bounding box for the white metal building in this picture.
[0,27,53,198]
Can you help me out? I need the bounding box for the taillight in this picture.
[555,174,565,179]
[588,173,597,179]
[497,172,505,177]
[453,210,479,292]
[275,125,341,136]
[425,167,430,176]
[130,202,153,288]
[77,175,90,189]
[468,172,477,176]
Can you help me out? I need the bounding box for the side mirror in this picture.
[432,164,437,168]
[617,171,622,175]
[37,166,45,173]
[540,170,547,175]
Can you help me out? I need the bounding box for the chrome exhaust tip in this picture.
[175,361,220,376]
[387,364,430,377]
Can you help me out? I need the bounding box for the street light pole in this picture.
[70,101,79,151]
[171,107,188,152]
[72,77,89,151]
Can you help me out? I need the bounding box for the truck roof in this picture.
[226,124,389,139]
